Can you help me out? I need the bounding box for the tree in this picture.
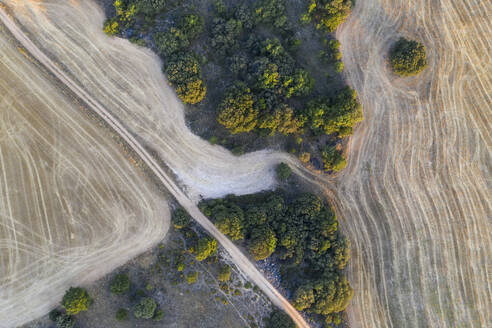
[154,28,190,56]
[218,264,232,282]
[390,38,427,76]
[213,204,244,240]
[164,54,206,104]
[210,17,243,56]
[310,275,353,316]
[255,0,288,29]
[321,146,346,172]
[276,163,291,181]
[259,105,305,136]
[116,308,128,321]
[304,0,353,32]
[172,208,191,229]
[293,284,315,311]
[194,237,217,261]
[218,83,258,134]
[177,13,204,40]
[61,287,91,315]
[265,309,296,328]
[249,226,277,260]
[133,297,157,319]
[110,273,130,294]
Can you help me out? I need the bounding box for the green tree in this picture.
[321,146,346,172]
[116,308,128,321]
[213,204,244,240]
[218,264,232,282]
[194,237,217,261]
[255,0,288,29]
[154,28,190,56]
[164,54,206,104]
[172,208,191,229]
[259,105,305,136]
[304,0,353,32]
[61,287,91,315]
[110,273,130,294]
[218,83,258,134]
[265,309,296,328]
[390,38,427,76]
[177,13,204,39]
[249,226,277,260]
[276,163,291,181]
[55,314,75,328]
[133,297,157,319]
[293,284,315,311]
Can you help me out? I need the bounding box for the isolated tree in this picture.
[276,163,291,181]
[61,287,91,315]
[218,83,258,134]
[390,37,427,76]
[133,297,157,319]
[55,314,75,328]
[321,146,346,172]
[110,273,130,294]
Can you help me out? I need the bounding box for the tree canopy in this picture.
[61,287,92,315]
[390,38,427,76]
[109,273,130,294]
[133,297,157,319]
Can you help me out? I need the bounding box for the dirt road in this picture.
[0,6,309,328]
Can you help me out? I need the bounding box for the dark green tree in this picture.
[265,309,296,328]
[249,226,277,260]
[276,163,291,181]
[172,208,191,229]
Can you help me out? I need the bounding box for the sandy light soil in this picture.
[0,18,169,328]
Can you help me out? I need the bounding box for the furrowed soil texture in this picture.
[0,1,490,328]
[0,14,169,328]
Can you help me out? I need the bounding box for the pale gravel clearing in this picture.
[0,18,169,328]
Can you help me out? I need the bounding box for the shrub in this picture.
[186,271,199,284]
[265,309,295,328]
[55,314,75,328]
[133,297,157,319]
[218,264,232,282]
[321,146,346,172]
[116,308,128,321]
[276,163,291,181]
[389,37,427,76]
[61,287,91,315]
[110,273,130,294]
[153,308,164,321]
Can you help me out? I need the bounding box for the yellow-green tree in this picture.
[218,83,258,133]
[61,287,92,315]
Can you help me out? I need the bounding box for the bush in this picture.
[389,38,427,76]
[153,308,164,321]
[172,208,191,229]
[218,264,232,282]
[55,314,75,328]
[133,297,157,319]
[61,287,91,315]
[321,146,346,172]
[276,163,291,181]
[110,273,130,294]
[116,308,128,321]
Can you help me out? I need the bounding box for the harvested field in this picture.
[0,19,169,328]
[333,0,492,326]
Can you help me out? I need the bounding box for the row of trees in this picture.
[199,191,353,324]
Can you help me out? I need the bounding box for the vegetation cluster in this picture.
[198,190,353,326]
[389,37,427,76]
[103,0,361,172]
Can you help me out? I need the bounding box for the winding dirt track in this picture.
[331,0,492,326]
[0,3,308,328]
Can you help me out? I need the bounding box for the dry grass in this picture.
[0,21,169,328]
